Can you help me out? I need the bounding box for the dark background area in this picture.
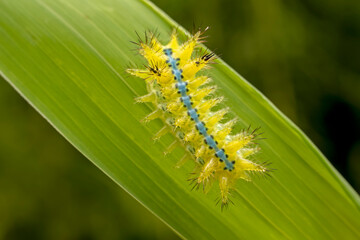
[0,0,359,239]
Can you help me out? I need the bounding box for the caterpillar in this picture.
[127,29,271,209]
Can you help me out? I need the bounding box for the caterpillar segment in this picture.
[128,30,270,208]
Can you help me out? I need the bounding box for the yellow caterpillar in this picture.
[128,29,270,209]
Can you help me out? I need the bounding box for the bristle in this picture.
[141,109,162,123]
[135,92,156,103]
[164,140,179,155]
[153,126,169,140]
[176,154,190,168]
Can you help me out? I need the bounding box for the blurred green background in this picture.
[0,0,359,239]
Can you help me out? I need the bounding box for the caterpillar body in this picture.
[128,29,270,209]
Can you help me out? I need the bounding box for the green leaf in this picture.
[0,0,359,239]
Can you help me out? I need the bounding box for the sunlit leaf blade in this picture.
[0,0,359,239]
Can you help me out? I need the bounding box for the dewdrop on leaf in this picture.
[127,29,272,210]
